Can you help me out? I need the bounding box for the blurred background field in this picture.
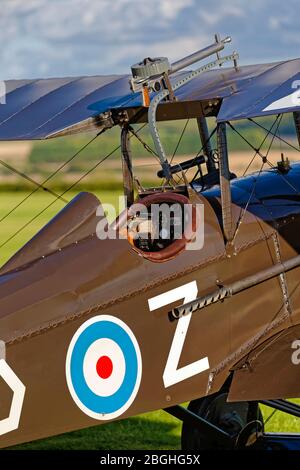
[11,402,300,450]
[1,116,300,449]
[0,115,298,192]
[0,190,121,266]
[0,115,298,265]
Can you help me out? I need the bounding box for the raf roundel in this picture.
[65,315,142,420]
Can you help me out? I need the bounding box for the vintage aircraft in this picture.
[1,34,300,450]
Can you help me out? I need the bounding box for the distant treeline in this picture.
[29,115,297,169]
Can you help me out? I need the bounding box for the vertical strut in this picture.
[217,122,234,243]
[293,111,300,148]
[197,116,216,173]
[121,125,134,208]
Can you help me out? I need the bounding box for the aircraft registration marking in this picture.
[0,341,26,437]
[148,281,210,387]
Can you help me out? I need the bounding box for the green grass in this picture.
[11,411,182,450]
[0,190,299,449]
[0,190,122,266]
[9,403,300,450]
[262,400,300,433]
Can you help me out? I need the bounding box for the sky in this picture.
[1,0,300,79]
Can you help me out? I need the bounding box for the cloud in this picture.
[0,0,300,79]
[199,4,244,27]
[160,0,193,20]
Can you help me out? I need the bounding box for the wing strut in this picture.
[121,124,134,207]
[217,122,234,244]
[197,116,216,173]
[293,111,300,148]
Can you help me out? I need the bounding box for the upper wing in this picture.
[1,58,300,140]
[0,74,133,140]
[217,58,300,122]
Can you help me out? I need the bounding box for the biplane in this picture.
[1,34,300,450]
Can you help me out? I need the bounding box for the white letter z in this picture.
[148,281,209,388]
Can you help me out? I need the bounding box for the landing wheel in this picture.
[181,391,263,450]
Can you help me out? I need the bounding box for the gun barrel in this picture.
[170,36,231,74]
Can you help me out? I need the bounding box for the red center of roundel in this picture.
[96,355,113,379]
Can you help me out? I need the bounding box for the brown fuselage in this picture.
[0,163,300,447]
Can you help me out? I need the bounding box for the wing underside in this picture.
[1,58,300,140]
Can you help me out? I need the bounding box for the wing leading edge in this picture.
[0,58,300,140]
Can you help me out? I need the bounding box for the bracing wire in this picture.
[0,130,105,225]
[249,118,300,153]
[169,119,190,166]
[0,124,147,249]
[128,125,160,162]
[229,115,283,242]
[227,117,300,365]
[175,125,218,186]
[128,124,181,186]
[227,115,281,164]
[0,154,69,203]
[241,116,281,176]
[0,145,119,249]
[264,408,277,427]
[230,117,299,195]
[129,119,211,188]
[161,120,191,188]
[166,124,217,189]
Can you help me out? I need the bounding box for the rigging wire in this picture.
[160,124,218,189]
[133,162,161,167]
[169,119,190,166]
[128,125,160,162]
[0,146,119,249]
[264,408,277,428]
[249,117,300,153]
[127,124,182,186]
[0,130,105,225]
[130,119,204,188]
[172,125,218,187]
[228,116,300,194]
[0,154,69,203]
[231,160,266,244]
[0,124,147,249]
[241,116,281,176]
[184,125,218,178]
[265,157,300,194]
[166,124,217,189]
[160,119,190,189]
[230,116,300,364]
[160,121,192,189]
[260,116,299,193]
[229,115,283,242]
[227,116,281,164]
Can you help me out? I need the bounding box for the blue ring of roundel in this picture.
[70,320,138,414]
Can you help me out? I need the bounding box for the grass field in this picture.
[0,190,122,266]
[8,400,300,450]
[0,190,299,449]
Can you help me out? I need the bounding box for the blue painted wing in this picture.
[0,58,300,140]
